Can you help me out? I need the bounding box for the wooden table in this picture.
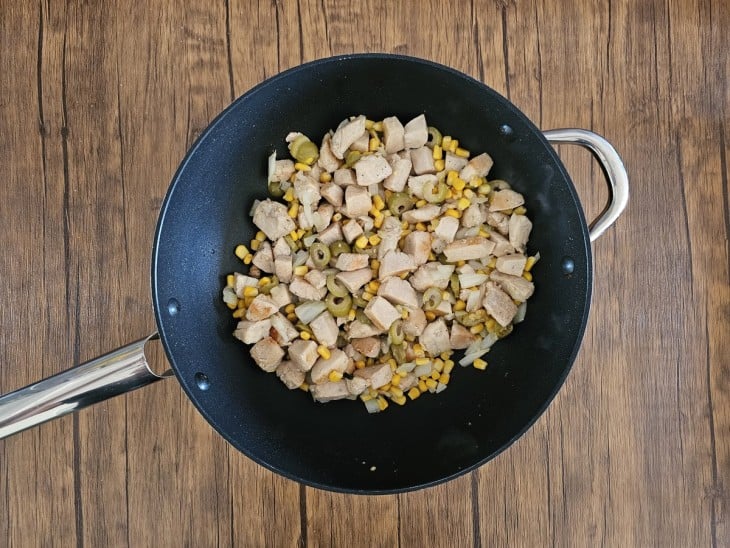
[1,1,727,546]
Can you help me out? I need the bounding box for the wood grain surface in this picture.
[1,1,727,546]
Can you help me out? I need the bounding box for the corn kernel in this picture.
[355,360,366,369]
[387,358,397,369]
[288,202,299,218]
[368,137,380,152]
[478,183,492,195]
[294,162,311,171]
[457,197,471,210]
[320,171,332,183]
[289,230,299,241]
[362,291,373,301]
[444,209,461,218]
[433,144,443,160]
[255,231,267,241]
[454,300,466,311]
[257,277,271,287]
[370,259,381,271]
[434,159,445,172]
[365,119,375,130]
[380,383,391,392]
[457,260,466,267]
[328,370,343,382]
[408,387,421,400]
[392,395,407,406]
[448,139,458,153]
[360,392,373,402]
[443,360,455,374]
[431,370,441,381]
[433,359,444,372]
[390,386,404,398]
[378,397,389,411]
[479,228,490,238]
[368,234,381,246]
[525,256,537,272]
[299,382,309,391]
[243,253,253,265]
[514,205,527,215]
[440,351,452,360]
[418,380,428,392]
[332,212,342,222]
[367,280,380,293]
[242,286,258,298]
[463,188,475,199]
[283,188,295,202]
[286,312,297,322]
[226,274,235,287]
[415,357,429,366]
[439,373,450,385]
[296,228,306,238]
[473,358,488,370]
[487,257,497,268]
[390,374,401,387]
[317,345,331,360]
[400,308,409,319]
[354,235,369,249]
[226,301,237,310]
[234,244,249,259]
[450,178,465,192]
[425,310,436,321]
[242,296,253,307]
[455,147,470,158]
[442,136,452,149]
[470,323,485,335]
[300,331,311,340]
[486,318,497,332]
[347,309,357,321]
[250,239,262,251]
[232,308,245,318]
[425,378,438,390]
[413,343,425,356]
[373,214,384,229]
[294,265,308,276]
[523,271,533,282]
[284,303,296,314]
[372,121,384,132]
[415,199,427,208]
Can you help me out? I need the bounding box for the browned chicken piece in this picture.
[304,269,327,290]
[486,210,510,235]
[245,294,279,321]
[490,271,535,302]
[403,231,432,266]
[495,253,527,276]
[317,133,341,172]
[313,203,335,233]
[351,337,381,358]
[234,319,272,344]
[433,215,459,243]
[419,318,451,356]
[508,214,532,252]
[354,362,393,389]
[383,157,412,192]
[253,199,296,240]
[459,152,494,181]
[316,222,343,245]
[378,250,417,280]
[364,296,401,330]
[335,252,370,271]
[444,152,468,172]
[269,284,292,308]
[432,298,453,317]
[274,254,293,283]
[450,323,477,349]
[489,189,525,212]
[320,182,344,207]
[402,307,427,338]
[345,185,373,217]
[310,381,352,402]
[273,237,292,257]
[342,219,364,243]
[402,204,441,224]
[489,232,515,257]
[250,337,285,372]
[310,348,351,384]
[347,320,384,338]
[271,159,295,183]
[403,114,428,149]
[334,167,357,186]
[309,310,339,347]
[289,276,327,301]
[443,237,496,262]
[483,282,518,327]
[289,339,319,372]
[382,116,405,153]
[234,273,259,297]
[410,262,455,291]
[330,115,367,159]
[377,276,419,308]
[252,241,274,273]
[345,376,370,396]
[335,268,373,293]
[350,131,370,153]
[269,313,299,345]
[407,174,437,199]
[377,216,402,259]
[275,361,305,389]
[355,154,393,185]
[461,203,487,227]
[410,146,436,174]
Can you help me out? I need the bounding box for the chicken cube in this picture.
[432,299,452,317]
[304,269,327,289]
[345,185,373,218]
[354,362,393,389]
[402,204,441,224]
[310,348,350,384]
[382,116,405,153]
[459,152,494,181]
[350,131,370,153]
[334,268,372,293]
[410,146,436,175]
[274,255,293,283]
[345,376,370,396]
[289,277,327,301]
[253,199,296,241]
[334,167,357,187]
[496,253,527,276]
[270,159,295,183]
[402,231,432,266]
[316,222,343,245]
[354,154,393,186]
[489,232,515,257]
[234,273,259,297]
[250,337,285,372]
[289,339,319,372]
[461,203,487,228]
[273,237,292,257]
[402,307,427,338]
[444,152,468,172]
[403,114,428,149]
[233,319,272,344]
[335,252,369,272]
[309,311,339,347]
[508,214,532,252]
[433,215,459,243]
[489,189,525,212]
[275,361,305,390]
[351,337,381,358]
[310,381,352,402]
[347,320,384,338]
[320,183,344,207]
[410,262,455,291]
[443,237,496,262]
[269,313,299,345]
[383,157,412,192]
[407,174,437,199]
[252,241,274,273]
[364,296,401,330]
[399,373,418,392]
[317,133,342,172]
[483,283,518,327]
[450,323,477,350]
[377,216,402,259]
[330,115,367,159]
[419,318,450,356]
[378,250,417,280]
[490,271,535,302]
[245,294,279,321]
[486,211,510,235]
[293,174,321,205]
[342,219,364,243]
[313,203,335,233]
[377,277,419,308]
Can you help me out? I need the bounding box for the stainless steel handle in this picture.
[0,334,172,439]
[544,129,629,241]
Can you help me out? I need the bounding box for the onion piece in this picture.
[267,151,276,183]
[413,363,432,377]
[513,301,527,324]
[395,362,416,375]
[364,398,381,414]
[222,287,238,306]
[294,301,327,324]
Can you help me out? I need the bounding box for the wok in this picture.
[0,54,628,493]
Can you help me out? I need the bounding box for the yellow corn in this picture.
[354,235,368,249]
[433,359,444,372]
[523,271,533,282]
[444,209,461,218]
[514,205,527,215]
[414,199,426,208]
[486,318,497,332]
[293,265,308,276]
[283,188,295,202]
[255,231,267,241]
[365,119,375,130]
[487,257,497,268]
[390,374,402,387]
[371,194,385,211]
[380,383,392,392]
[258,277,271,287]
[289,230,299,241]
[347,309,356,321]
[250,239,261,251]
[320,171,332,183]
[234,244,249,260]
[434,159,445,172]
[418,380,428,392]
[440,351,452,360]
[370,259,381,271]
[392,395,407,406]
[362,291,373,301]
[425,379,438,390]
[373,214,384,228]
[400,308,409,320]
[477,183,492,195]
[369,137,380,151]
[332,212,342,222]
[242,296,253,308]
[454,300,466,311]
[455,147,470,158]
[440,373,450,385]
[442,136,452,149]
[446,170,458,185]
[288,202,299,218]
[372,121,384,132]
[226,300,237,310]
[524,256,537,272]
[430,371,441,381]
[294,162,311,171]
[368,234,381,246]
[226,274,235,287]
[408,387,421,400]
[243,286,258,298]
[473,358,488,370]
[355,360,366,369]
[415,357,430,366]
[367,280,380,293]
[470,323,485,335]
[243,253,253,265]
[428,252,437,261]
[456,260,466,267]
[299,382,309,392]
[479,228,490,238]
[300,331,311,340]
[232,308,245,318]
[433,145,443,160]
[448,139,458,153]
[425,310,437,321]
[296,228,305,238]
[328,370,343,382]
[360,392,373,402]
[443,360,455,374]
[451,178,466,192]
[457,197,471,210]
[317,345,331,360]
[390,386,404,399]
[413,343,425,356]
[286,312,297,322]
[284,303,296,314]
[378,397,389,411]
[463,188,475,199]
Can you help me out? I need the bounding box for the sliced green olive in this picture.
[326,274,348,298]
[427,126,443,148]
[460,310,486,327]
[450,273,460,295]
[288,135,309,158]
[268,180,285,198]
[344,150,362,168]
[309,242,331,268]
[326,293,352,318]
[294,141,319,165]
[354,297,369,311]
[422,287,443,310]
[391,343,406,364]
[329,240,351,258]
[258,277,279,295]
[387,192,414,216]
[355,309,371,324]
[389,320,405,345]
[423,181,448,203]
[284,235,298,252]
[495,323,514,339]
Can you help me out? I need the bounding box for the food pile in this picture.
[222,114,537,412]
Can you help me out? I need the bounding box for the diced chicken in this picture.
[345,185,373,218]
[234,273,259,297]
[347,320,383,338]
[317,133,342,172]
[432,298,452,317]
[496,253,527,276]
[364,296,401,331]
[252,241,274,273]
[433,216,459,243]
[310,348,350,384]
[293,173,321,205]
[274,255,293,283]
[489,189,525,211]
[250,337,284,372]
[288,339,319,372]
[378,250,416,280]
[313,204,335,233]
[402,204,441,223]
[350,131,370,153]
[354,362,393,389]
[343,343,364,362]
[270,159,296,184]
[486,211,510,235]
[399,373,418,392]
[273,237,292,257]
[316,222,343,245]
[383,157,412,192]
[345,376,370,396]
[430,238,447,255]
[403,114,428,149]
[402,231,431,266]
[245,294,279,321]
[285,131,304,143]
[341,219,363,243]
[402,307,427,337]
[275,361,305,390]
[359,213,375,232]
[489,232,515,257]
[490,271,535,302]
[410,146,436,174]
[461,203,487,228]
[335,252,369,271]
[297,209,313,231]
[410,262,455,291]
[377,277,419,308]
[304,269,327,289]
[269,313,299,345]
[382,116,405,153]
[234,319,272,344]
[444,152,468,172]
[320,183,344,207]
[336,268,373,293]
[377,216,402,259]
[269,284,292,309]
[419,318,450,356]
[351,337,381,358]
[459,152,494,181]
[253,199,296,241]
[330,115,367,159]
[310,381,351,402]
[309,311,339,347]
[334,167,357,187]
[443,237,495,262]
[509,214,532,252]
[407,174,437,199]
[289,276,327,301]
[355,154,392,185]
[483,283,518,327]
[450,323,477,349]
[465,285,487,312]
[458,269,488,289]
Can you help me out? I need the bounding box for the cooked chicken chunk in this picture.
[354,362,393,389]
[483,283,518,327]
[379,250,417,280]
[347,320,383,338]
[317,133,341,172]
[310,381,352,402]
[486,211,509,235]
[382,116,405,153]
[252,241,274,273]
[403,114,428,149]
[334,167,357,187]
[289,339,319,372]
[410,262,455,291]
[355,154,393,186]
[289,276,327,301]
[350,131,369,153]
[444,152,468,172]
[496,253,527,276]
[459,152,493,181]
[450,323,477,349]
[489,189,525,211]
[351,337,381,358]
[304,269,327,289]
[330,115,367,159]
[345,376,370,396]
[253,199,296,241]
[273,237,292,257]
[383,157,412,192]
[269,313,299,345]
[508,214,532,252]
[402,204,440,223]
[250,337,285,372]
[377,216,402,259]
[310,348,350,384]
[377,276,419,308]
[345,185,373,217]
[245,294,279,321]
[364,296,401,331]
[335,252,369,271]
[234,319,272,344]
[419,318,450,356]
[443,237,496,262]
[275,361,305,389]
[313,203,334,233]
[490,271,535,302]
[268,284,292,309]
[402,231,432,266]
[461,203,487,228]
[402,307,427,338]
[271,159,295,183]
[335,268,373,293]
[410,146,436,174]
[309,311,339,347]
[407,174,437,199]
[489,232,515,257]
[274,254,293,283]
[316,222,343,245]
[433,216,459,243]
[320,183,344,207]
[342,219,364,243]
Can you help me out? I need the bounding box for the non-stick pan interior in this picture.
[152,54,591,493]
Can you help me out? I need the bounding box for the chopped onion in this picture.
[267,151,276,183]
[435,382,448,394]
[513,301,527,324]
[458,272,488,288]
[249,199,261,216]
[460,333,498,366]
[292,250,309,267]
[294,301,327,324]
[364,398,381,414]
[395,362,416,375]
[222,287,238,306]
[301,234,318,248]
[413,363,432,377]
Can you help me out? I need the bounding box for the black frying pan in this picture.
[0,54,628,493]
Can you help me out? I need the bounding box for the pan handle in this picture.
[0,334,172,440]
[543,129,629,241]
